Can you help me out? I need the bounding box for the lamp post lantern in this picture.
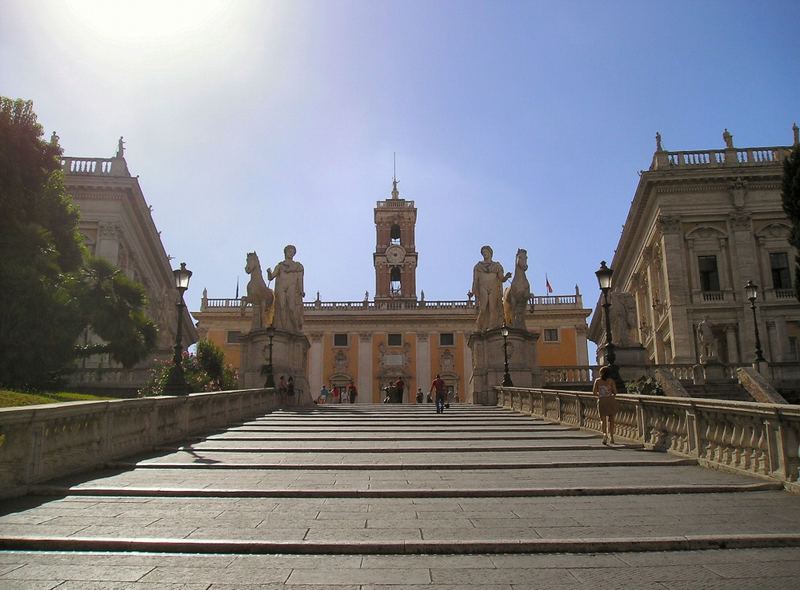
[264,325,276,388]
[745,280,766,366]
[500,323,513,387]
[595,260,623,389]
[164,262,192,395]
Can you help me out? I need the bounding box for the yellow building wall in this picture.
[537,327,577,366]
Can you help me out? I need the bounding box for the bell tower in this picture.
[373,177,418,302]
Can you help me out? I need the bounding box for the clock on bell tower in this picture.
[374,178,418,301]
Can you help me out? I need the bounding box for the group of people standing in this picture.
[318,382,357,404]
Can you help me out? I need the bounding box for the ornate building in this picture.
[194,179,591,402]
[588,128,800,385]
[62,141,197,394]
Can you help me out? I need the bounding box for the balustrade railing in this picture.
[662,146,788,169]
[0,388,288,499]
[201,295,582,312]
[62,157,113,175]
[497,387,800,486]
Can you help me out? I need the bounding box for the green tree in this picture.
[75,257,157,368]
[0,97,156,388]
[782,144,800,301]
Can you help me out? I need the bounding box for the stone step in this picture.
[30,481,783,498]
[3,532,799,555]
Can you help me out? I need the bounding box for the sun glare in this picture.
[60,0,232,41]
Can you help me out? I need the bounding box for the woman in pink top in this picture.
[592,365,618,445]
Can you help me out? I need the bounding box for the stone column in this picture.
[358,333,373,403]
[774,317,788,361]
[686,238,699,301]
[725,325,739,364]
[462,335,473,402]
[416,333,430,402]
[96,222,121,264]
[658,216,694,363]
[308,333,323,399]
[731,212,757,356]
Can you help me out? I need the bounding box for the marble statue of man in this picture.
[470,245,511,332]
[268,245,305,333]
[697,317,719,362]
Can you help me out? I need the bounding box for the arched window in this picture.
[390,223,401,245]
[390,266,401,295]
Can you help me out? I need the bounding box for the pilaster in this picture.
[358,333,373,403]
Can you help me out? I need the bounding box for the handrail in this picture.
[496,386,800,487]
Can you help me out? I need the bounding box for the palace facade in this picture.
[588,128,800,386]
[194,180,591,402]
[62,144,197,394]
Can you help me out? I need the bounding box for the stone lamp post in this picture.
[501,323,513,386]
[745,280,767,367]
[595,260,623,389]
[165,262,192,395]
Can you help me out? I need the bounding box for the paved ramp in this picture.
[1,404,799,588]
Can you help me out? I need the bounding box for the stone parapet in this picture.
[0,389,284,499]
[497,386,800,487]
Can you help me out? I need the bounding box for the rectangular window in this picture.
[226,330,242,344]
[698,255,720,292]
[789,337,798,361]
[770,252,791,289]
[439,333,455,346]
[333,333,348,347]
[388,333,402,346]
[544,328,559,342]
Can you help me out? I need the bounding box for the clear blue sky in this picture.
[2,1,799,351]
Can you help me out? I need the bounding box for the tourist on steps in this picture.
[592,365,618,445]
[430,374,447,414]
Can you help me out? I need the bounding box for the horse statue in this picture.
[241,252,274,330]
[503,248,533,329]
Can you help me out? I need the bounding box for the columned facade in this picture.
[588,131,800,391]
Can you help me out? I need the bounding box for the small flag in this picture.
[545,274,553,294]
[235,276,239,299]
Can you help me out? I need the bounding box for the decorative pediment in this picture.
[685,225,726,240]
[756,223,790,240]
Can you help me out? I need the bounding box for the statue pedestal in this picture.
[598,344,650,382]
[240,328,312,406]
[468,327,540,406]
[694,358,727,384]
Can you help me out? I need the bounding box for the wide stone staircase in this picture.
[1,403,800,588]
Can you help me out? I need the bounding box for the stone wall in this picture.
[497,386,800,488]
[0,389,291,499]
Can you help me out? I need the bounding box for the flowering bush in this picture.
[138,339,238,397]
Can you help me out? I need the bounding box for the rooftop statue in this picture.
[723,128,734,149]
[503,248,532,329]
[116,136,125,158]
[469,245,511,332]
[268,245,305,333]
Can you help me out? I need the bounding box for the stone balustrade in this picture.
[0,388,285,499]
[61,156,130,177]
[653,145,790,171]
[201,295,582,312]
[497,387,800,487]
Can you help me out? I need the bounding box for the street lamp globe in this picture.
[595,260,613,292]
[745,280,758,303]
[173,262,192,293]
